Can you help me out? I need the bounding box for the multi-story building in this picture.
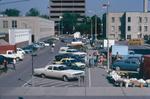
[0,16,55,44]
[103,12,150,40]
[49,0,85,23]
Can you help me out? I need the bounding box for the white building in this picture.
[9,29,31,47]
[0,16,55,44]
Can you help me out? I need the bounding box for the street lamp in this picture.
[31,52,36,86]
[106,1,110,71]
[59,16,63,35]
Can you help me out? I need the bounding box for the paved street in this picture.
[0,40,65,87]
[0,40,112,88]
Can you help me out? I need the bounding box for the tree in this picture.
[40,15,49,19]
[2,8,20,16]
[61,13,79,34]
[91,15,102,40]
[76,16,91,35]
[26,8,40,16]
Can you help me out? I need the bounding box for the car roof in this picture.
[47,64,66,67]
[61,58,75,60]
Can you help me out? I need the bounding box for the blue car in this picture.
[112,58,140,71]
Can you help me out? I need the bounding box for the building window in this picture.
[112,17,115,23]
[128,26,131,31]
[127,35,131,39]
[12,20,17,28]
[144,26,148,32]
[139,26,142,32]
[128,17,131,22]
[3,20,8,28]
[144,17,148,23]
[111,26,115,32]
[139,17,142,23]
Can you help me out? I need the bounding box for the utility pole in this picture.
[91,17,93,40]
[95,15,97,41]
[104,1,110,71]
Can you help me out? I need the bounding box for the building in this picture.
[49,0,86,23]
[8,29,31,47]
[103,0,150,40]
[103,12,150,40]
[0,16,55,44]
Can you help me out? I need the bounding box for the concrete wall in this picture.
[0,17,55,42]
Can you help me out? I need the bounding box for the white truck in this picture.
[1,50,24,61]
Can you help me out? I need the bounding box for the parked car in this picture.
[38,42,50,47]
[34,64,85,81]
[69,62,86,70]
[1,50,24,61]
[53,58,85,66]
[55,53,84,62]
[23,45,37,54]
[17,48,26,55]
[0,55,13,64]
[112,58,140,71]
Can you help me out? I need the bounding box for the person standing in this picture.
[51,43,55,53]
[13,58,16,70]
[3,59,8,72]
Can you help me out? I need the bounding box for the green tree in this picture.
[2,8,20,16]
[76,16,91,35]
[91,15,102,40]
[40,14,49,19]
[61,13,79,34]
[26,8,40,16]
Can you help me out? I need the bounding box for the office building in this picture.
[49,0,85,23]
[103,12,150,40]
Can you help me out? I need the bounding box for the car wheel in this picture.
[115,67,120,71]
[62,75,69,82]
[41,74,46,78]
[136,68,140,72]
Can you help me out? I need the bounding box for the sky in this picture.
[0,0,148,16]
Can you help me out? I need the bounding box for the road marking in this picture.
[22,79,32,87]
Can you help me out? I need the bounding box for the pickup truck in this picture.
[0,50,24,61]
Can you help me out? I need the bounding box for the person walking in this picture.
[13,58,16,70]
[51,43,55,53]
[3,59,8,72]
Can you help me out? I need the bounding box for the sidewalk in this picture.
[1,87,150,96]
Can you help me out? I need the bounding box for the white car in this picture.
[58,47,69,54]
[38,42,50,47]
[17,48,26,55]
[34,64,85,81]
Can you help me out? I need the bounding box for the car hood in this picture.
[62,69,84,75]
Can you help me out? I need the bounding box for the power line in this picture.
[0,0,30,5]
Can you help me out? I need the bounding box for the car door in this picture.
[52,66,62,78]
[123,60,131,70]
[44,66,53,77]
[130,60,139,71]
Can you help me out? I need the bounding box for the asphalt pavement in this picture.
[0,40,65,87]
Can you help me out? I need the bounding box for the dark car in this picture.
[23,45,38,54]
[55,54,84,62]
[112,58,140,71]
[0,55,13,64]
